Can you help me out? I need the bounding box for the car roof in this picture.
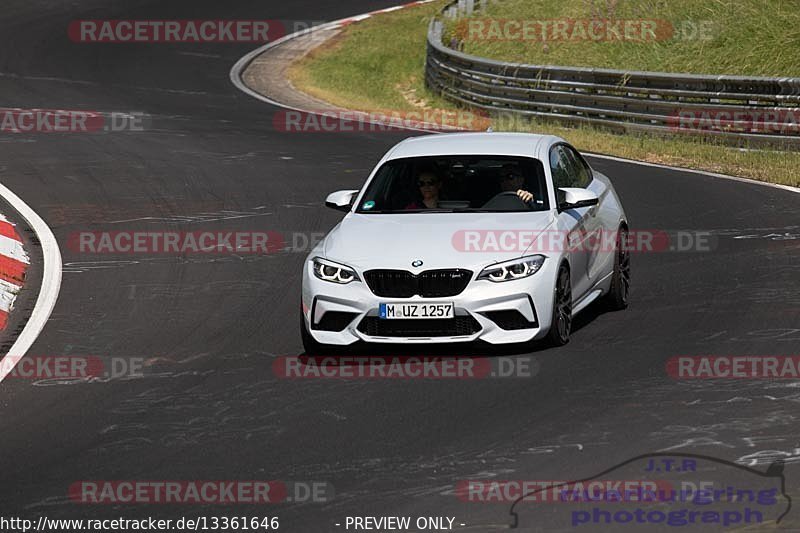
[385,132,563,160]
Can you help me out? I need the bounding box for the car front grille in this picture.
[363,269,472,298]
[357,316,481,338]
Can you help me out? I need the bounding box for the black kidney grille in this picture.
[417,269,472,297]
[364,269,472,297]
[364,270,417,297]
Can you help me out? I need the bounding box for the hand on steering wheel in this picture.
[515,189,534,203]
[491,190,535,207]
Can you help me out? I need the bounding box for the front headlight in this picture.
[312,257,360,284]
[478,255,546,282]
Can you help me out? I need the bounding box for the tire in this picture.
[300,312,336,355]
[546,264,572,346]
[605,227,631,311]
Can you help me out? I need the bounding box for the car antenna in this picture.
[486,126,494,133]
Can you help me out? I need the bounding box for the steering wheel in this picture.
[482,191,532,210]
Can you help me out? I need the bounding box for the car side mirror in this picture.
[558,187,599,211]
[325,190,359,212]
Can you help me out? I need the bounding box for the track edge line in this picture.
[0,182,63,383]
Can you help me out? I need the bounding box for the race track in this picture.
[0,1,798,531]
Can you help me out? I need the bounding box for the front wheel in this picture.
[604,227,630,310]
[546,264,572,346]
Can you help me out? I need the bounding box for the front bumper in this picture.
[301,258,558,345]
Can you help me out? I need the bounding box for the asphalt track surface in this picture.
[0,1,799,531]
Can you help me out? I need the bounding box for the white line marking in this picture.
[0,182,62,383]
[229,1,800,197]
[344,14,372,22]
[584,153,800,194]
[229,1,436,116]
[230,22,345,112]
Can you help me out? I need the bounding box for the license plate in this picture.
[379,303,454,320]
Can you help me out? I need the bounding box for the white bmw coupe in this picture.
[301,133,629,351]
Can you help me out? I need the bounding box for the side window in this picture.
[549,146,572,193]
[562,146,593,188]
[550,145,579,205]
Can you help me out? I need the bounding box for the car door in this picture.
[549,144,592,299]
[561,145,608,284]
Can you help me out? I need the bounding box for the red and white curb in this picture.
[0,181,62,385]
[230,0,438,120]
[336,0,436,27]
[231,0,467,133]
[0,214,29,330]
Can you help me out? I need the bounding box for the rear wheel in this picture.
[546,264,572,346]
[605,227,631,310]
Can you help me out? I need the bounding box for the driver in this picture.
[499,166,535,203]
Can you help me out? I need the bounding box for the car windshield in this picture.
[355,155,549,213]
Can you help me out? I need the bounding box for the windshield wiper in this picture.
[451,208,531,213]
[358,209,454,214]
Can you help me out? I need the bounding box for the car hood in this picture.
[322,212,556,271]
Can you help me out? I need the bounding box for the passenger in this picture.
[405,171,443,209]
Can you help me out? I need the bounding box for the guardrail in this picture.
[425,0,800,148]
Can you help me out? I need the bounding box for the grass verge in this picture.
[288,0,800,187]
[447,0,800,77]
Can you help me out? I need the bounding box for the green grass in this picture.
[288,0,800,187]
[288,1,448,113]
[447,0,800,77]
